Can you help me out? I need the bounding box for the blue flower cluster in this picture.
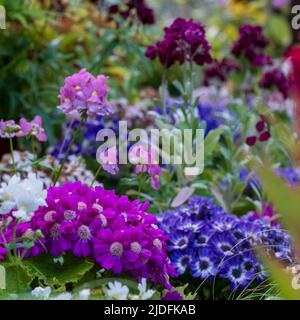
[276,168,300,187]
[158,196,293,290]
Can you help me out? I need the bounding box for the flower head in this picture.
[58,69,113,119]
[0,120,21,139]
[0,174,47,221]
[231,24,272,67]
[18,116,47,141]
[259,68,290,99]
[105,281,129,300]
[146,18,212,68]
[158,196,293,290]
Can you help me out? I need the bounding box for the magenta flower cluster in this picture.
[0,182,175,288]
[0,116,47,141]
[57,69,113,119]
[259,68,290,99]
[231,24,272,67]
[145,17,212,68]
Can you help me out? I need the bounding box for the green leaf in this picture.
[91,39,119,72]
[204,127,224,158]
[0,263,33,293]
[266,15,291,47]
[23,253,94,287]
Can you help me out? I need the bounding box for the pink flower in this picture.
[129,144,162,190]
[18,116,48,142]
[0,120,21,138]
[98,146,119,175]
[58,69,114,119]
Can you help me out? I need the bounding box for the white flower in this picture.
[51,292,72,300]
[105,281,129,300]
[78,289,91,300]
[0,174,46,221]
[130,278,155,300]
[31,286,51,300]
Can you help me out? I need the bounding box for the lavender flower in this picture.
[0,120,21,139]
[57,69,113,119]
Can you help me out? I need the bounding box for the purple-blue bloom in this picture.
[158,196,293,290]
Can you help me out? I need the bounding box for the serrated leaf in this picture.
[24,253,94,287]
[0,263,33,293]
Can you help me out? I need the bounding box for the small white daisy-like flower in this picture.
[105,281,129,300]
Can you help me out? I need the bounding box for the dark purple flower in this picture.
[145,18,212,68]
[203,58,240,86]
[231,24,272,67]
[259,131,271,142]
[259,68,290,99]
[109,0,155,25]
[246,136,257,146]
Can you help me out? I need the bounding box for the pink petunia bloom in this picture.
[18,116,48,142]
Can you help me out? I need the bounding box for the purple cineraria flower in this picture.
[0,120,21,138]
[190,247,219,279]
[231,24,272,67]
[145,17,212,68]
[14,182,175,288]
[161,291,183,300]
[219,255,252,289]
[171,250,192,275]
[93,228,126,274]
[168,231,190,251]
[18,116,48,142]
[57,69,113,120]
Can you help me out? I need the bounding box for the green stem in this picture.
[9,138,16,173]
[31,137,36,159]
[90,165,102,188]
[137,173,147,199]
[161,68,168,114]
[53,122,82,186]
